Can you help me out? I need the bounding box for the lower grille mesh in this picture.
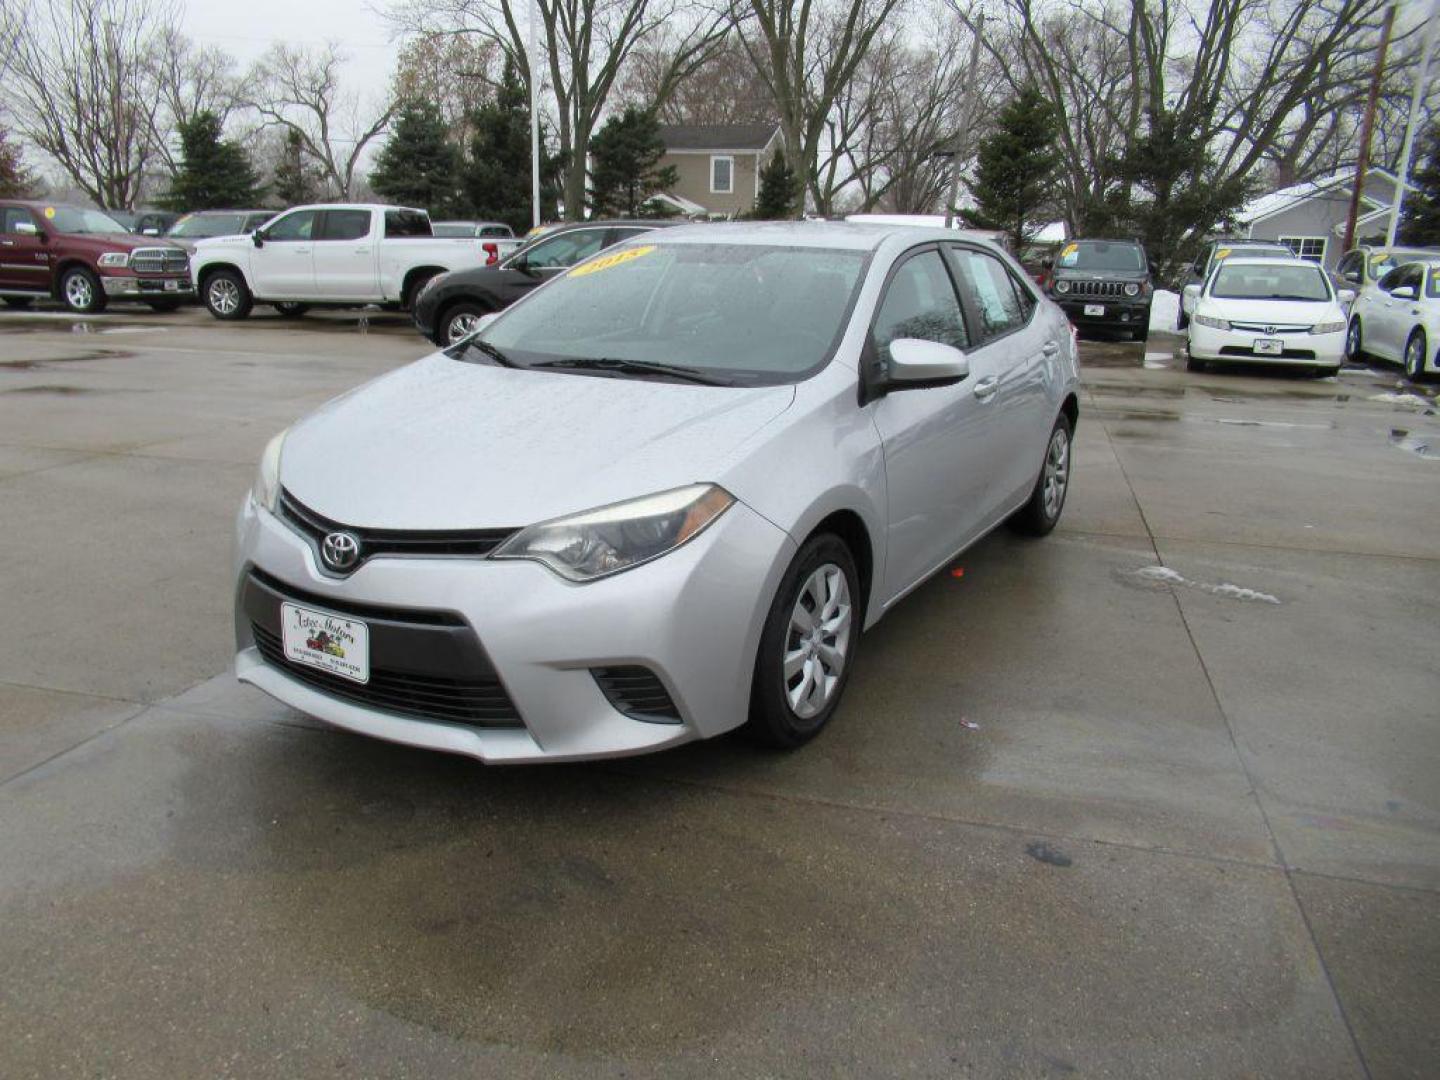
[592,666,680,724]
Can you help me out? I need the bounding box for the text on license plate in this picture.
[1253,338,1284,355]
[1084,304,1105,316]
[280,602,370,684]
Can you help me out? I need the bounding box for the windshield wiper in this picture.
[530,356,729,386]
[450,338,516,367]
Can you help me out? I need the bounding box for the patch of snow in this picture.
[1149,289,1180,331]
[1368,392,1431,407]
[1131,564,1281,604]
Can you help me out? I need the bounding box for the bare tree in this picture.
[243,43,395,200]
[729,0,909,216]
[388,0,727,219]
[618,35,774,124]
[149,29,240,173]
[392,33,499,145]
[0,0,173,209]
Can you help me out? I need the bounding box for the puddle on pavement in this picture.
[1389,429,1436,459]
[1211,417,1336,430]
[1089,407,1181,423]
[0,348,131,370]
[1121,564,1282,605]
[0,384,111,396]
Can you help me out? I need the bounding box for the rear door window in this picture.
[384,210,432,237]
[950,247,1027,341]
[320,210,372,241]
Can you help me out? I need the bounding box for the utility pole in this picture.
[944,11,985,228]
[529,0,542,229]
[1344,0,1398,251]
[1387,0,1440,245]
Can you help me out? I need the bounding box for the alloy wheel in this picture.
[447,312,481,344]
[783,563,852,719]
[1346,320,1361,360]
[209,278,239,316]
[65,274,93,309]
[1042,426,1070,520]
[1406,335,1425,380]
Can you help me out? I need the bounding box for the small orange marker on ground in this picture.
[950,567,965,578]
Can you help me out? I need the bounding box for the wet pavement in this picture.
[0,308,1436,1077]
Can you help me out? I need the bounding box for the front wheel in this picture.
[1346,317,1365,362]
[203,270,252,320]
[440,301,491,345]
[1010,413,1073,537]
[60,267,106,314]
[745,534,861,749]
[1404,329,1429,382]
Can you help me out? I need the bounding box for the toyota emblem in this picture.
[320,531,361,571]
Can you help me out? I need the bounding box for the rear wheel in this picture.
[272,302,309,318]
[1186,356,1206,372]
[60,267,105,314]
[1346,317,1365,362]
[1404,328,1429,382]
[203,270,252,320]
[745,534,860,749]
[1010,413,1073,537]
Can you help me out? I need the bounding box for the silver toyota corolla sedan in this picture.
[234,222,1081,763]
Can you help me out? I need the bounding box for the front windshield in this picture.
[1371,249,1433,278]
[466,242,869,385]
[169,213,247,238]
[1211,263,1331,301]
[1058,241,1144,271]
[48,206,127,234]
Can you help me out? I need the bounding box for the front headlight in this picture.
[1311,320,1346,335]
[1193,313,1230,330]
[251,429,288,513]
[492,484,735,582]
[97,252,130,268]
[1124,283,1140,297]
[1054,280,1071,294]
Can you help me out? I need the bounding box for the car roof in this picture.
[1212,256,1321,266]
[645,220,983,251]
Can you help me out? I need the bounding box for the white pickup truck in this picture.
[190,204,489,320]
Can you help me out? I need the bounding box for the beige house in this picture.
[655,123,782,218]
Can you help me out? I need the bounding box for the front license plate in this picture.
[164,280,179,291]
[1084,303,1105,316]
[1254,338,1284,355]
[280,602,369,684]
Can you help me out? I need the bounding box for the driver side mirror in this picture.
[1182,283,1201,314]
[1342,270,1361,284]
[1338,288,1357,305]
[252,230,266,248]
[887,338,970,386]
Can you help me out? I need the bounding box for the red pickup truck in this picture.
[0,200,193,314]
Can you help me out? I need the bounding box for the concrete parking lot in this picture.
[0,303,1436,1078]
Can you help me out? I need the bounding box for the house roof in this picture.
[657,123,779,152]
[1237,167,1405,226]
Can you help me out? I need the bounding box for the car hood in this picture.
[1200,297,1341,323]
[1053,268,1149,283]
[280,353,797,530]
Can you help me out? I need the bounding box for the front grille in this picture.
[1228,322,1311,335]
[1061,280,1129,299]
[242,568,522,728]
[1219,345,1317,360]
[278,489,516,575]
[592,666,681,724]
[129,247,189,275]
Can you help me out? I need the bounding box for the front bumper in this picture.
[233,494,796,763]
[1054,296,1150,330]
[101,274,193,297]
[1187,323,1344,366]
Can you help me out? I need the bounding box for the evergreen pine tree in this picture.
[0,125,37,198]
[272,129,321,207]
[587,107,679,217]
[370,98,462,215]
[1400,121,1440,245]
[753,150,798,219]
[962,86,1058,253]
[161,112,264,210]
[462,61,559,231]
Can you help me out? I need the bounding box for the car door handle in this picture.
[1042,341,1060,357]
[973,376,999,400]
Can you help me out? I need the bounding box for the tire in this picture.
[202,269,252,320]
[272,302,309,318]
[1345,317,1365,362]
[745,534,861,749]
[1315,366,1341,378]
[439,300,491,346]
[3,296,35,309]
[1186,357,1206,372]
[403,271,440,311]
[146,299,183,312]
[60,266,106,314]
[1009,413,1073,538]
[1404,328,1429,382]
[1133,323,1150,343]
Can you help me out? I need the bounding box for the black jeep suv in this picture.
[1046,238,1153,340]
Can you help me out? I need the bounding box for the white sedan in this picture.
[1182,258,1350,375]
[1346,259,1440,381]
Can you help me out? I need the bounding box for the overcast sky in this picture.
[179,0,401,101]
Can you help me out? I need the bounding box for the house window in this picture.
[710,155,734,194]
[1280,236,1326,264]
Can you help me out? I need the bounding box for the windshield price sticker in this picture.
[1215,247,1232,259]
[571,245,656,278]
[43,206,55,219]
